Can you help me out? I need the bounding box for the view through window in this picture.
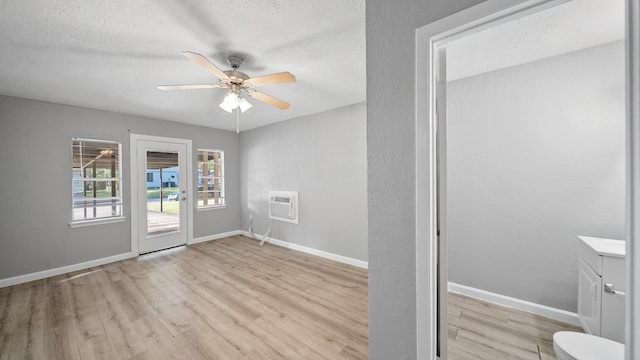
[72,139,122,223]
[197,149,225,208]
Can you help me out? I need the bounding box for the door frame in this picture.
[130,134,193,255]
[415,0,639,359]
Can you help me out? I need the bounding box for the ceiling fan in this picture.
[158,52,295,114]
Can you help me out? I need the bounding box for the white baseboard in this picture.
[0,252,136,288]
[1,230,368,288]
[448,282,581,327]
[190,230,244,245]
[241,231,368,269]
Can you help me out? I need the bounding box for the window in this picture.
[71,139,123,224]
[147,172,153,182]
[197,149,225,208]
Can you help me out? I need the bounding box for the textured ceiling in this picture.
[447,0,625,81]
[0,0,365,132]
[1,0,623,132]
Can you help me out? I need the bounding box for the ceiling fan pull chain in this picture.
[236,108,240,134]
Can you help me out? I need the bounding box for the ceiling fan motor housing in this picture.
[224,55,249,86]
[223,70,249,87]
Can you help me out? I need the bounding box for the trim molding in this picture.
[0,252,136,288]
[626,0,640,356]
[241,231,368,269]
[190,230,244,245]
[448,282,580,327]
[416,1,576,358]
[130,134,194,256]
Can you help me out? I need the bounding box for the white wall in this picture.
[0,96,241,279]
[365,0,484,358]
[0,94,367,281]
[240,103,368,262]
[446,41,626,312]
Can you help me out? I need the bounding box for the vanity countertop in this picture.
[578,236,626,258]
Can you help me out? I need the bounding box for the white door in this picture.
[131,135,192,254]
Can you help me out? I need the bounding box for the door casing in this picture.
[130,134,193,255]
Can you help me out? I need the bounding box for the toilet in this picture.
[553,331,624,360]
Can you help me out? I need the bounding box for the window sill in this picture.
[197,205,227,212]
[69,217,126,228]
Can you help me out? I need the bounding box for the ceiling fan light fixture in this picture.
[219,102,234,113]
[238,97,253,113]
[219,91,239,113]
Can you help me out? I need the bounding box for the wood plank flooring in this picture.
[0,235,368,360]
[448,292,583,360]
[1,234,583,359]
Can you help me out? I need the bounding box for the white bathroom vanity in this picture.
[577,236,626,343]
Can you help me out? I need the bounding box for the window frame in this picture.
[197,148,226,210]
[69,138,125,227]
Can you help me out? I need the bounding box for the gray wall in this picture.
[240,102,368,261]
[366,0,484,358]
[447,41,626,312]
[0,96,240,279]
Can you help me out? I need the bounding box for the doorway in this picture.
[415,0,638,359]
[131,134,193,254]
[445,3,625,357]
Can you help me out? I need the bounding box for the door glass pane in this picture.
[146,151,180,235]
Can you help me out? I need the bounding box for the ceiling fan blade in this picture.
[246,72,296,87]
[157,84,223,90]
[247,90,290,110]
[182,51,230,81]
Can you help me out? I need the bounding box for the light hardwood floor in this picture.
[448,292,582,360]
[0,235,368,359]
[1,235,583,360]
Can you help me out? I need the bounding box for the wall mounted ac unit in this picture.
[269,191,298,224]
